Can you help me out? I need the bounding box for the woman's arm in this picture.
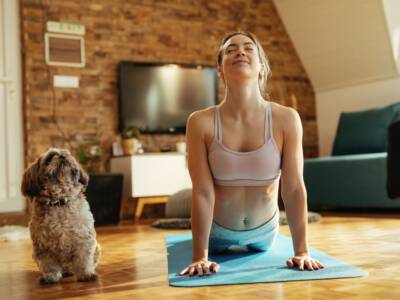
[280,108,308,255]
[280,107,323,270]
[179,111,219,276]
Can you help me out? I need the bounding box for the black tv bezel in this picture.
[118,61,218,134]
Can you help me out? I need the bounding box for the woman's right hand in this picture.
[178,259,220,277]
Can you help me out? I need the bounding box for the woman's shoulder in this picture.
[186,105,216,135]
[269,100,302,137]
[188,105,216,121]
[269,100,300,122]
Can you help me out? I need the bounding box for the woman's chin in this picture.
[225,71,257,82]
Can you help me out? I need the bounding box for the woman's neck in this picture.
[222,80,265,119]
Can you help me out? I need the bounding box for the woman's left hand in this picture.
[286,254,324,271]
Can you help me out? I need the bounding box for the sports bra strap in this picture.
[263,103,268,140]
[215,106,223,142]
[266,101,273,140]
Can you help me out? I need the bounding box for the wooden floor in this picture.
[1,213,400,300]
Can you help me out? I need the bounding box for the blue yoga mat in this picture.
[166,233,367,287]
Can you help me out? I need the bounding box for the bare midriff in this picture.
[212,179,280,231]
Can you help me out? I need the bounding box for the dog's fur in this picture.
[21,148,101,284]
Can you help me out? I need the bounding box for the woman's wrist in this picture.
[292,232,309,255]
[293,239,309,256]
[192,257,208,263]
[192,254,208,262]
[192,249,209,262]
[294,250,309,256]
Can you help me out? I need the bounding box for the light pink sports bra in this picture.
[208,102,282,186]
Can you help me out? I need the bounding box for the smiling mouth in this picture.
[233,60,249,65]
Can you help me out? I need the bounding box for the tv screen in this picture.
[118,62,217,134]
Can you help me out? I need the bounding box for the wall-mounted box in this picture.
[53,75,79,88]
[45,33,85,67]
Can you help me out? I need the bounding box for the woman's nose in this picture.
[237,49,246,56]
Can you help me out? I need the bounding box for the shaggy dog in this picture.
[21,148,101,284]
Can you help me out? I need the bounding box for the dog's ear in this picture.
[79,166,89,188]
[21,158,42,198]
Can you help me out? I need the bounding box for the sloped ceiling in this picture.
[273,0,400,92]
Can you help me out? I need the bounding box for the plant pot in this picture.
[122,138,138,155]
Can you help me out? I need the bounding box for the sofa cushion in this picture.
[332,102,400,156]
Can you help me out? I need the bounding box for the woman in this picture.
[179,32,324,277]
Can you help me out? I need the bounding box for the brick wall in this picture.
[21,0,318,167]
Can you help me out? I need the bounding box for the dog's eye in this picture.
[47,173,57,181]
[71,169,79,180]
[44,153,57,165]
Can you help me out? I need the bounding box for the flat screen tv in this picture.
[118,61,217,134]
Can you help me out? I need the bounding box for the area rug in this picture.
[0,225,30,242]
[153,211,321,229]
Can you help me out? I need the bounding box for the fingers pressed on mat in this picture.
[179,267,188,275]
[196,265,203,276]
[287,259,294,267]
[299,260,304,270]
[305,260,314,270]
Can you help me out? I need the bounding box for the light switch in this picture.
[53,75,79,88]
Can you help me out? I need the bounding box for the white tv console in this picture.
[110,152,192,219]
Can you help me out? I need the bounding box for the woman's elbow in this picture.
[281,182,306,202]
[192,187,214,204]
[193,190,214,201]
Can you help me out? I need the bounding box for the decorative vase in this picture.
[122,138,138,155]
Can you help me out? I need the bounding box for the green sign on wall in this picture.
[46,21,85,35]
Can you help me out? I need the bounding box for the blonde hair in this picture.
[217,31,271,99]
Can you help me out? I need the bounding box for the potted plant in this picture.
[75,135,105,173]
[73,134,123,226]
[121,126,141,155]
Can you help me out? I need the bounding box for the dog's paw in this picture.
[39,274,61,285]
[77,273,98,282]
[62,271,74,278]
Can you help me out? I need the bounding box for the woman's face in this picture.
[218,34,263,83]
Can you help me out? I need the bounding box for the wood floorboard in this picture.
[0,214,399,300]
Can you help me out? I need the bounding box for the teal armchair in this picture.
[304,102,400,210]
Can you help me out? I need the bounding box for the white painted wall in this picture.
[0,0,25,212]
[316,76,400,156]
[274,0,400,157]
[383,0,400,74]
[273,0,397,92]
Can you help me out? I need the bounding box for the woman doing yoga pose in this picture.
[179,32,324,277]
